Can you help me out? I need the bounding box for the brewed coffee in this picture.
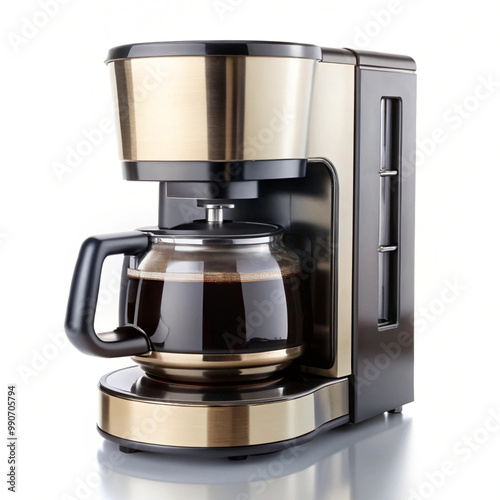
[125,268,307,354]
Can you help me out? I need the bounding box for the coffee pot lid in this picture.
[145,203,283,243]
[166,220,281,237]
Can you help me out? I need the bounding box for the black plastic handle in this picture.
[65,232,151,357]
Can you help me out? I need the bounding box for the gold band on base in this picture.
[98,376,349,448]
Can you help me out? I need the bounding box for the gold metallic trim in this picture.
[305,61,355,379]
[132,346,304,382]
[133,347,303,369]
[98,379,348,448]
[109,56,316,162]
[136,364,291,383]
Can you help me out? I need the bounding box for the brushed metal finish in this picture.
[98,374,349,448]
[351,67,416,421]
[131,346,304,382]
[303,61,355,378]
[109,56,316,162]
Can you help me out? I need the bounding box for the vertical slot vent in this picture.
[378,98,401,328]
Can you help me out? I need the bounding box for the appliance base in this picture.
[97,416,350,458]
[97,366,350,456]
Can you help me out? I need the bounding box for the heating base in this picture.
[98,366,350,457]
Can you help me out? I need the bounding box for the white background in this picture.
[2,1,500,499]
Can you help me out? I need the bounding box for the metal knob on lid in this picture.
[197,200,235,224]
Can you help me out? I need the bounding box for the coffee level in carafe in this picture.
[125,271,307,354]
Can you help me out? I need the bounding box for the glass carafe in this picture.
[65,213,310,382]
[126,220,309,381]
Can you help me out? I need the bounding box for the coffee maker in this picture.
[65,41,416,457]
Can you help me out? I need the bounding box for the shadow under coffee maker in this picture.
[65,41,417,457]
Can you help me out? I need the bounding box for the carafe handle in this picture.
[65,232,151,357]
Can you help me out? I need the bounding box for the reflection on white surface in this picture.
[96,412,412,500]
